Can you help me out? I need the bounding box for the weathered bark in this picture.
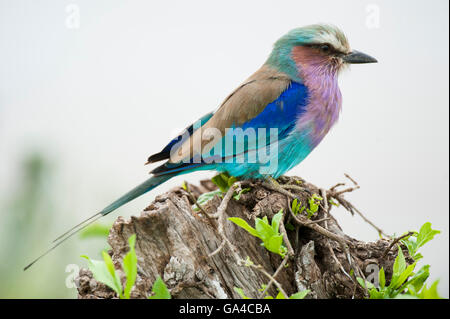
[76,176,409,299]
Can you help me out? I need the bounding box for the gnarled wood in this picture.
[76,176,409,299]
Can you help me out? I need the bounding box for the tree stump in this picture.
[76,176,409,299]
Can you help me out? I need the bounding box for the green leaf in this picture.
[401,235,419,260]
[369,288,384,299]
[265,235,285,256]
[306,194,322,219]
[405,284,418,296]
[290,290,309,299]
[356,277,366,289]
[291,198,306,216]
[228,217,260,238]
[405,265,430,292]
[123,234,137,299]
[356,222,441,300]
[417,280,442,299]
[365,280,375,290]
[413,252,423,261]
[392,246,406,279]
[401,223,440,262]
[291,199,299,215]
[271,210,283,234]
[148,276,171,299]
[233,287,250,299]
[231,212,286,257]
[298,205,305,214]
[393,262,416,290]
[79,223,111,239]
[211,174,230,193]
[292,198,298,208]
[415,223,440,250]
[233,187,251,201]
[227,176,238,187]
[192,189,222,211]
[379,267,386,289]
[255,217,276,241]
[102,250,124,298]
[81,253,123,298]
[275,290,286,299]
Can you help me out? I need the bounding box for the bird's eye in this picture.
[320,44,331,53]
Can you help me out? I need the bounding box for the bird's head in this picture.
[266,24,377,81]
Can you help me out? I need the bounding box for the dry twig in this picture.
[320,189,353,281]
[327,174,388,238]
[257,256,289,298]
[183,181,216,227]
[382,231,415,258]
[207,183,240,259]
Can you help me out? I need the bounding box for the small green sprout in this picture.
[191,173,250,210]
[148,276,171,299]
[290,194,322,219]
[233,187,251,201]
[357,223,442,299]
[306,194,322,219]
[291,198,305,216]
[401,222,441,261]
[229,210,287,257]
[82,234,171,299]
[211,172,236,193]
[192,189,223,211]
[81,234,137,299]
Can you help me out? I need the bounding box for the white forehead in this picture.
[312,26,351,54]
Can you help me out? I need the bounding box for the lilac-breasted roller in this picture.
[25,24,376,270]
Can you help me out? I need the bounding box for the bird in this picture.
[24,24,377,270]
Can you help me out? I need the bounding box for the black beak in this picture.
[343,50,378,64]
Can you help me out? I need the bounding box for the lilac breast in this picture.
[291,46,343,147]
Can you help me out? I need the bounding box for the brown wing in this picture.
[167,64,292,164]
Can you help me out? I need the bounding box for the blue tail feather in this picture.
[23,174,174,271]
[100,174,174,215]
